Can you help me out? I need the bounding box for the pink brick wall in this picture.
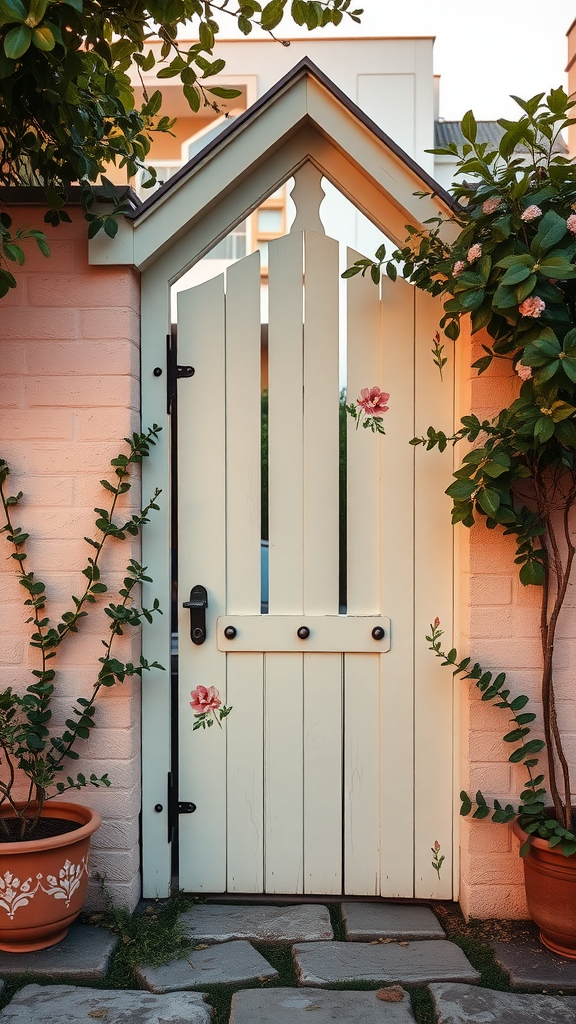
[456,327,576,920]
[0,205,142,910]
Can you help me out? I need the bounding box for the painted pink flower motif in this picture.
[519,296,545,319]
[482,197,502,215]
[467,243,482,263]
[190,685,222,714]
[433,839,441,853]
[433,617,441,629]
[567,214,576,235]
[521,204,542,222]
[357,387,390,416]
[453,260,466,276]
[516,363,533,381]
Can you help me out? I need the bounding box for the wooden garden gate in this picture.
[176,213,455,898]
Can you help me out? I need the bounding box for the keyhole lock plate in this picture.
[183,585,208,645]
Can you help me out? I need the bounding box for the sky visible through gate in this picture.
[216,0,574,121]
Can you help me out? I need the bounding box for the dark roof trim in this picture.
[131,56,458,219]
[0,184,141,210]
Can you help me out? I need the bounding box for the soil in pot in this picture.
[0,818,82,843]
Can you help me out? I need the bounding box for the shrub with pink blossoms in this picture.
[516,363,533,381]
[519,296,545,318]
[482,197,502,215]
[344,89,576,862]
[521,204,542,222]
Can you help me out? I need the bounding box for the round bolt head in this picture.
[372,626,385,640]
[224,625,237,639]
[297,626,310,639]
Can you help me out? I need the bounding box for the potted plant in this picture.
[0,426,163,952]
[346,88,576,956]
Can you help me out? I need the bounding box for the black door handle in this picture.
[183,585,208,645]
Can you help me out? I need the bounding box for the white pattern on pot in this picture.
[0,856,90,920]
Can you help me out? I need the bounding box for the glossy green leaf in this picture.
[501,264,531,286]
[0,0,27,23]
[31,25,55,50]
[4,22,31,58]
[477,487,500,515]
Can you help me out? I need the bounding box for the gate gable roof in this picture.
[89,57,458,273]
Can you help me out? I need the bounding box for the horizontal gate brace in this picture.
[166,331,195,415]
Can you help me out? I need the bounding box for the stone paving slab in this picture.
[342,903,445,941]
[429,981,576,1024]
[135,940,278,992]
[0,925,118,982]
[293,940,480,987]
[493,937,576,992]
[0,984,212,1023]
[180,903,333,944]
[229,987,416,1023]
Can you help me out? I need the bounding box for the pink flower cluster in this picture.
[521,205,542,222]
[467,244,482,263]
[482,197,502,215]
[357,386,389,416]
[519,296,545,318]
[453,260,466,276]
[567,214,576,235]
[516,363,533,381]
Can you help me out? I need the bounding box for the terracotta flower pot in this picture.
[0,801,101,953]
[513,817,576,958]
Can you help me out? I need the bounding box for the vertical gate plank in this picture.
[225,253,264,892]
[268,230,304,611]
[344,251,382,894]
[302,231,342,893]
[177,276,227,892]
[379,276,415,897]
[302,231,339,612]
[225,252,262,612]
[414,289,454,899]
[265,232,305,891]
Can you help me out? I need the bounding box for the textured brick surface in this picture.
[456,325,557,921]
[0,206,142,912]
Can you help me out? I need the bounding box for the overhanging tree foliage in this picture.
[0,0,362,295]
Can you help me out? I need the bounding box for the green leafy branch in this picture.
[426,621,576,857]
[0,0,363,256]
[0,211,50,300]
[0,426,164,836]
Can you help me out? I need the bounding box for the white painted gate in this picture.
[177,225,455,898]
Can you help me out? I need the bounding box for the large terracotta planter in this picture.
[513,817,576,958]
[0,801,101,953]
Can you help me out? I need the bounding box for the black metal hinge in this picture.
[166,329,194,415]
[167,772,197,843]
